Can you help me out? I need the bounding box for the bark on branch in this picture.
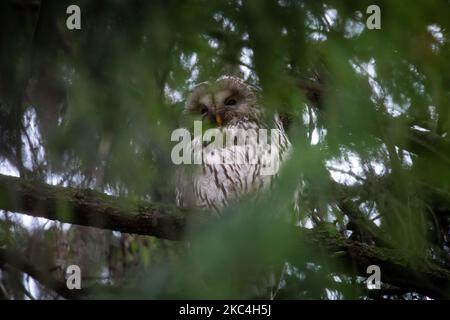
[0,173,188,240]
[302,227,450,299]
[1,173,450,299]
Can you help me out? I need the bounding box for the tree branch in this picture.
[1,173,450,299]
[0,173,188,240]
[0,247,87,300]
[304,227,450,299]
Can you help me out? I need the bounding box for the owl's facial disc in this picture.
[188,83,259,127]
[211,89,233,126]
[196,90,236,126]
[215,114,223,125]
[196,94,217,125]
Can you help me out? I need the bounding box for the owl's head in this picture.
[185,76,262,126]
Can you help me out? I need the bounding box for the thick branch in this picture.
[0,173,188,240]
[1,173,450,299]
[302,227,450,299]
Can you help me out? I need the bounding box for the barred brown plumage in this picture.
[176,76,291,213]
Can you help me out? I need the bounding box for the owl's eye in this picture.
[225,98,237,106]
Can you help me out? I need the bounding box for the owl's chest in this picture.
[191,123,280,209]
[193,161,270,210]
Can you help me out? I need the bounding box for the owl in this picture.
[176,76,291,213]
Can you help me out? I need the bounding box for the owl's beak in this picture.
[215,114,223,126]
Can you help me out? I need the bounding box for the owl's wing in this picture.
[174,133,203,209]
[175,164,196,208]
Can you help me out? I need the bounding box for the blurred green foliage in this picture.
[0,0,450,299]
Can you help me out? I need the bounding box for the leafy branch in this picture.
[1,173,450,299]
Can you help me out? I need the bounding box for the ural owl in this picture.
[176,76,291,213]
